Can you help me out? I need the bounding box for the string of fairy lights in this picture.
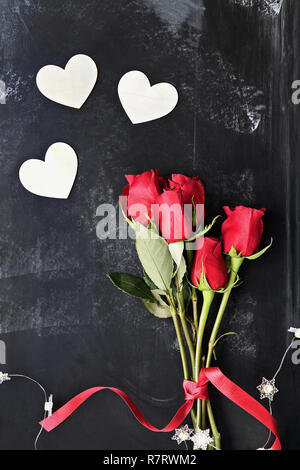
[0,372,52,450]
[0,327,299,450]
[172,327,300,451]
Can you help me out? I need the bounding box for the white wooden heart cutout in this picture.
[19,142,78,199]
[118,71,178,124]
[36,54,98,109]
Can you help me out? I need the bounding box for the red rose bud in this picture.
[169,174,205,206]
[156,189,193,244]
[169,174,205,223]
[123,169,167,225]
[191,237,228,291]
[222,206,266,257]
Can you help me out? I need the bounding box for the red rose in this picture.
[222,206,266,257]
[122,169,167,225]
[169,174,205,222]
[169,174,205,206]
[155,189,193,244]
[191,237,228,290]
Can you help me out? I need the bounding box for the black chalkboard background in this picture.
[0,0,299,450]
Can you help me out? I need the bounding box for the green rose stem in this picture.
[191,290,199,331]
[170,307,189,378]
[169,298,197,429]
[205,257,244,367]
[203,256,244,449]
[186,249,199,329]
[177,288,195,372]
[206,403,220,450]
[194,290,215,430]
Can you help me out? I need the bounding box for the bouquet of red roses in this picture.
[107,169,271,450]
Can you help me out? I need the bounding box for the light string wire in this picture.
[272,340,295,380]
[260,339,295,450]
[7,374,48,450]
[2,336,297,450]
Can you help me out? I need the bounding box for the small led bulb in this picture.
[178,429,189,440]
[257,377,278,401]
[172,425,193,445]
[263,383,274,395]
[191,428,214,451]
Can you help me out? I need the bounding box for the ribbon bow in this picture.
[40,367,281,450]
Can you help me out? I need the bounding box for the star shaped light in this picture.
[191,428,214,451]
[172,425,193,445]
[257,377,278,401]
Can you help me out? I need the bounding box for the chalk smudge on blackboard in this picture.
[3,73,34,103]
[145,1,264,133]
[0,270,99,336]
[229,0,283,16]
[226,294,257,358]
[146,0,205,31]
[218,170,256,203]
[191,42,264,134]
[0,232,84,280]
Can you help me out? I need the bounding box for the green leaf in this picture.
[213,332,237,348]
[212,331,237,360]
[170,243,186,288]
[143,271,158,290]
[182,278,192,305]
[135,223,173,292]
[119,202,135,229]
[246,238,273,260]
[176,256,187,287]
[151,289,170,307]
[196,266,214,292]
[215,273,241,293]
[107,273,155,302]
[225,254,232,272]
[169,241,184,267]
[227,246,243,258]
[226,239,273,261]
[142,299,172,319]
[144,274,169,306]
[185,215,221,243]
[144,216,160,234]
[171,279,179,304]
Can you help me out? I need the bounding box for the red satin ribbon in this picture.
[40,367,281,450]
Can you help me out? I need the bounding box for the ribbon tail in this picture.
[203,367,281,450]
[41,385,194,433]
